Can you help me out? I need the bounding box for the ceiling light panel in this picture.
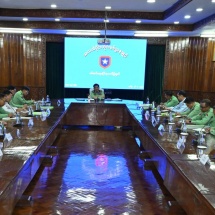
[105,6,111,10]
[51,4,57,8]
[184,15,191,19]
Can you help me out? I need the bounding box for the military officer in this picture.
[89,83,105,100]
[160,91,179,108]
[186,99,213,125]
[166,90,188,113]
[11,86,34,106]
[0,93,14,119]
[176,97,200,119]
[205,106,215,135]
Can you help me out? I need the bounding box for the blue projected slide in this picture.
[64,38,147,90]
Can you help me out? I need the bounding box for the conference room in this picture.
[0,0,215,214]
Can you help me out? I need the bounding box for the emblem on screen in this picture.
[99,56,111,69]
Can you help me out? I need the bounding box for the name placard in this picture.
[5,133,13,142]
[200,154,209,165]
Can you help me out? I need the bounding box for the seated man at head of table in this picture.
[89,83,105,100]
[11,86,34,107]
[1,90,27,114]
[186,99,213,125]
[160,91,179,108]
[0,93,14,119]
[165,90,189,113]
[205,106,215,135]
[176,97,200,119]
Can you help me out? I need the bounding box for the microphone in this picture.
[152,94,161,104]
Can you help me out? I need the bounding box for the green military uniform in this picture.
[180,102,200,119]
[0,107,10,119]
[9,97,24,108]
[0,113,9,119]
[191,108,213,125]
[11,90,34,106]
[164,95,178,107]
[90,90,105,100]
[209,114,215,135]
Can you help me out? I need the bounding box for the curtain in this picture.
[46,42,64,99]
[144,45,166,103]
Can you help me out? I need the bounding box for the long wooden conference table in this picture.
[0,98,215,215]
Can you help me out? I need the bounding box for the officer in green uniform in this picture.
[11,86,34,106]
[205,106,215,135]
[177,97,200,119]
[161,91,178,108]
[186,99,213,125]
[89,83,105,100]
[0,93,14,119]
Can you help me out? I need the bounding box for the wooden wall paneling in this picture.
[0,33,46,100]
[204,39,215,92]
[164,37,190,91]
[0,34,10,85]
[23,34,46,99]
[179,38,189,90]
[193,38,207,91]
[163,37,215,104]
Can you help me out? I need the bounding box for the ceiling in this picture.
[0,0,215,37]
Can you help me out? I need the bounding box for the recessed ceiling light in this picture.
[200,34,215,37]
[134,31,168,37]
[212,0,215,3]
[23,18,28,21]
[184,15,191,19]
[55,18,60,22]
[135,20,141,23]
[196,8,203,12]
[105,6,111,10]
[66,30,100,36]
[147,0,156,3]
[51,4,57,8]
[174,21,179,24]
[0,28,32,34]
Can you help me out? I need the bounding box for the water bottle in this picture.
[41,97,45,106]
[146,97,150,104]
[169,111,173,122]
[57,100,61,106]
[17,129,21,139]
[46,95,50,102]
[0,123,3,136]
[46,95,51,106]
[16,113,21,124]
[156,105,161,115]
[152,101,155,110]
[28,118,34,127]
[36,102,41,111]
[199,132,205,145]
[46,108,51,116]
[28,106,33,116]
[181,119,187,133]
[42,109,46,117]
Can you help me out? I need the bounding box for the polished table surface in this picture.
[0,98,215,215]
